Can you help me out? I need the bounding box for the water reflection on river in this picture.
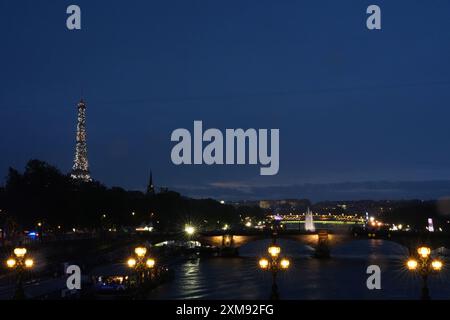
[147,239,450,300]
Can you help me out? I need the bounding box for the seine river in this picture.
[148,239,450,300]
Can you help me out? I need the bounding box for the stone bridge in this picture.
[196,229,450,257]
[135,229,450,258]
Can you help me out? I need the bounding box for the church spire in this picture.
[147,171,155,195]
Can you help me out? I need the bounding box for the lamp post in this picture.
[406,246,443,300]
[127,246,156,289]
[184,225,197,250]
[5,247,34,300]
[258,242,290,300]
[184,225,196,237]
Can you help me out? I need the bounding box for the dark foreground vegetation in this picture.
[0,160,264,235]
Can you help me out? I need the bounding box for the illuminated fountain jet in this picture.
[427,218,435,232]
[305,208,315,232]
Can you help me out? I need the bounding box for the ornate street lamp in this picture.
[406,246,443,300]
[127,246,156,289]
[5,247,34,300]
[258,242,291,300]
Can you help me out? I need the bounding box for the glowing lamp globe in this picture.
[127,258,137,268]
[146,258,156,268]
[407,259,418,270]
[259,258,269,269]
[6,258,16,268]
[134,247,147,258]
[280,259,290,269]
[14,248,27,258]
[24,259,34,268]
[417,246,431,258]
[431,260,443,271]
[268,245,281,258]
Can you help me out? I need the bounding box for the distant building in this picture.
[258,199,311,213]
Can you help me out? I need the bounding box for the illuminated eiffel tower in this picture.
[71,99,92,182]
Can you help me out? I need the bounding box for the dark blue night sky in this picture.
[2,0,450,201]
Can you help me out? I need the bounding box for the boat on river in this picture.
[88,263,174,299]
